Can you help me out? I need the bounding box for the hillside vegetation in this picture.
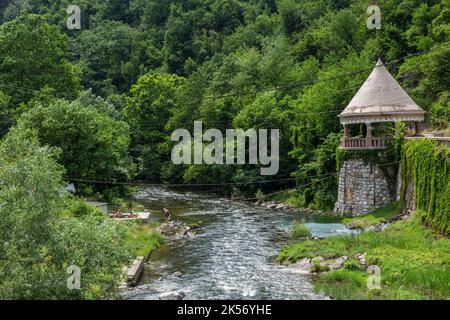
[1,0,449,209]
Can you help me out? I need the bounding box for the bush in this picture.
[255,189,265,203]
[64,198,105,219]
[343,259,361,271]
[312,261,330,272]
[292,224,311,238]
[17,97,135,195]
[0,127,132,299]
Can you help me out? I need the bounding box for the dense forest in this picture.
[0,0,448,299]
[1,0,448,208]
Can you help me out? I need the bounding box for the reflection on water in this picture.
[125,187,351,300]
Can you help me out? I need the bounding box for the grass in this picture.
[268,189,333,212]
[342,202,401,228]
[269,189,305,208]
[278,213,450,299]
[109,198,146,213]
[292,223,311,238]
[315,270,369,299]
[125,223,165,257]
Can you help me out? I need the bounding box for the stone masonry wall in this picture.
[334,159,394,216]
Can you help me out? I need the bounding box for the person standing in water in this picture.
[163,208,171,221]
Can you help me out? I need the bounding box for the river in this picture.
[124,187,352,300]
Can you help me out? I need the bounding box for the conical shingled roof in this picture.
[339,58,425,125]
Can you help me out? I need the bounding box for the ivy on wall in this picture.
[401,139,450,235]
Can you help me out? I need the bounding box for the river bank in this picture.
[117,186,449,300]
[277,206,450,299]
[118,186,357,300]
[121,220,198,289]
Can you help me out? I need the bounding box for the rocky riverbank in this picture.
[278,207,449,299]
[287,252,368,274]
[281,208,406,275]
[255,200,326,215]
[343,205,412,232]
[156,220,198,241]
[120,220,197,293]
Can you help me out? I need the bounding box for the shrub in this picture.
[343,259,361,271]
[65,198,105,219]
[0,128,131,299]
[292,223,311,238]
[255,189,265,203]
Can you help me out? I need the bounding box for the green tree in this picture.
[0,127,131,299]
[277,0,305,35]
[16,96,135,193]
[0,14,80,107]
[233,91,292,191]
[125,72,184,180]
[74,20,144,96]
[163,5,195,74]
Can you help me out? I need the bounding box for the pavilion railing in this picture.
[341,136,392,150]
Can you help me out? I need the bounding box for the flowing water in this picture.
[124,187,352,300]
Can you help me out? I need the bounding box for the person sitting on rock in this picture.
[163,208,171,221]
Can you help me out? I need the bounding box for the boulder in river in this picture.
[172,271,183,277]
[311,256,324,264]
[288,258,312,273]
[159,291,185,300]
[266,202,277,209]
[156,220,197,241]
